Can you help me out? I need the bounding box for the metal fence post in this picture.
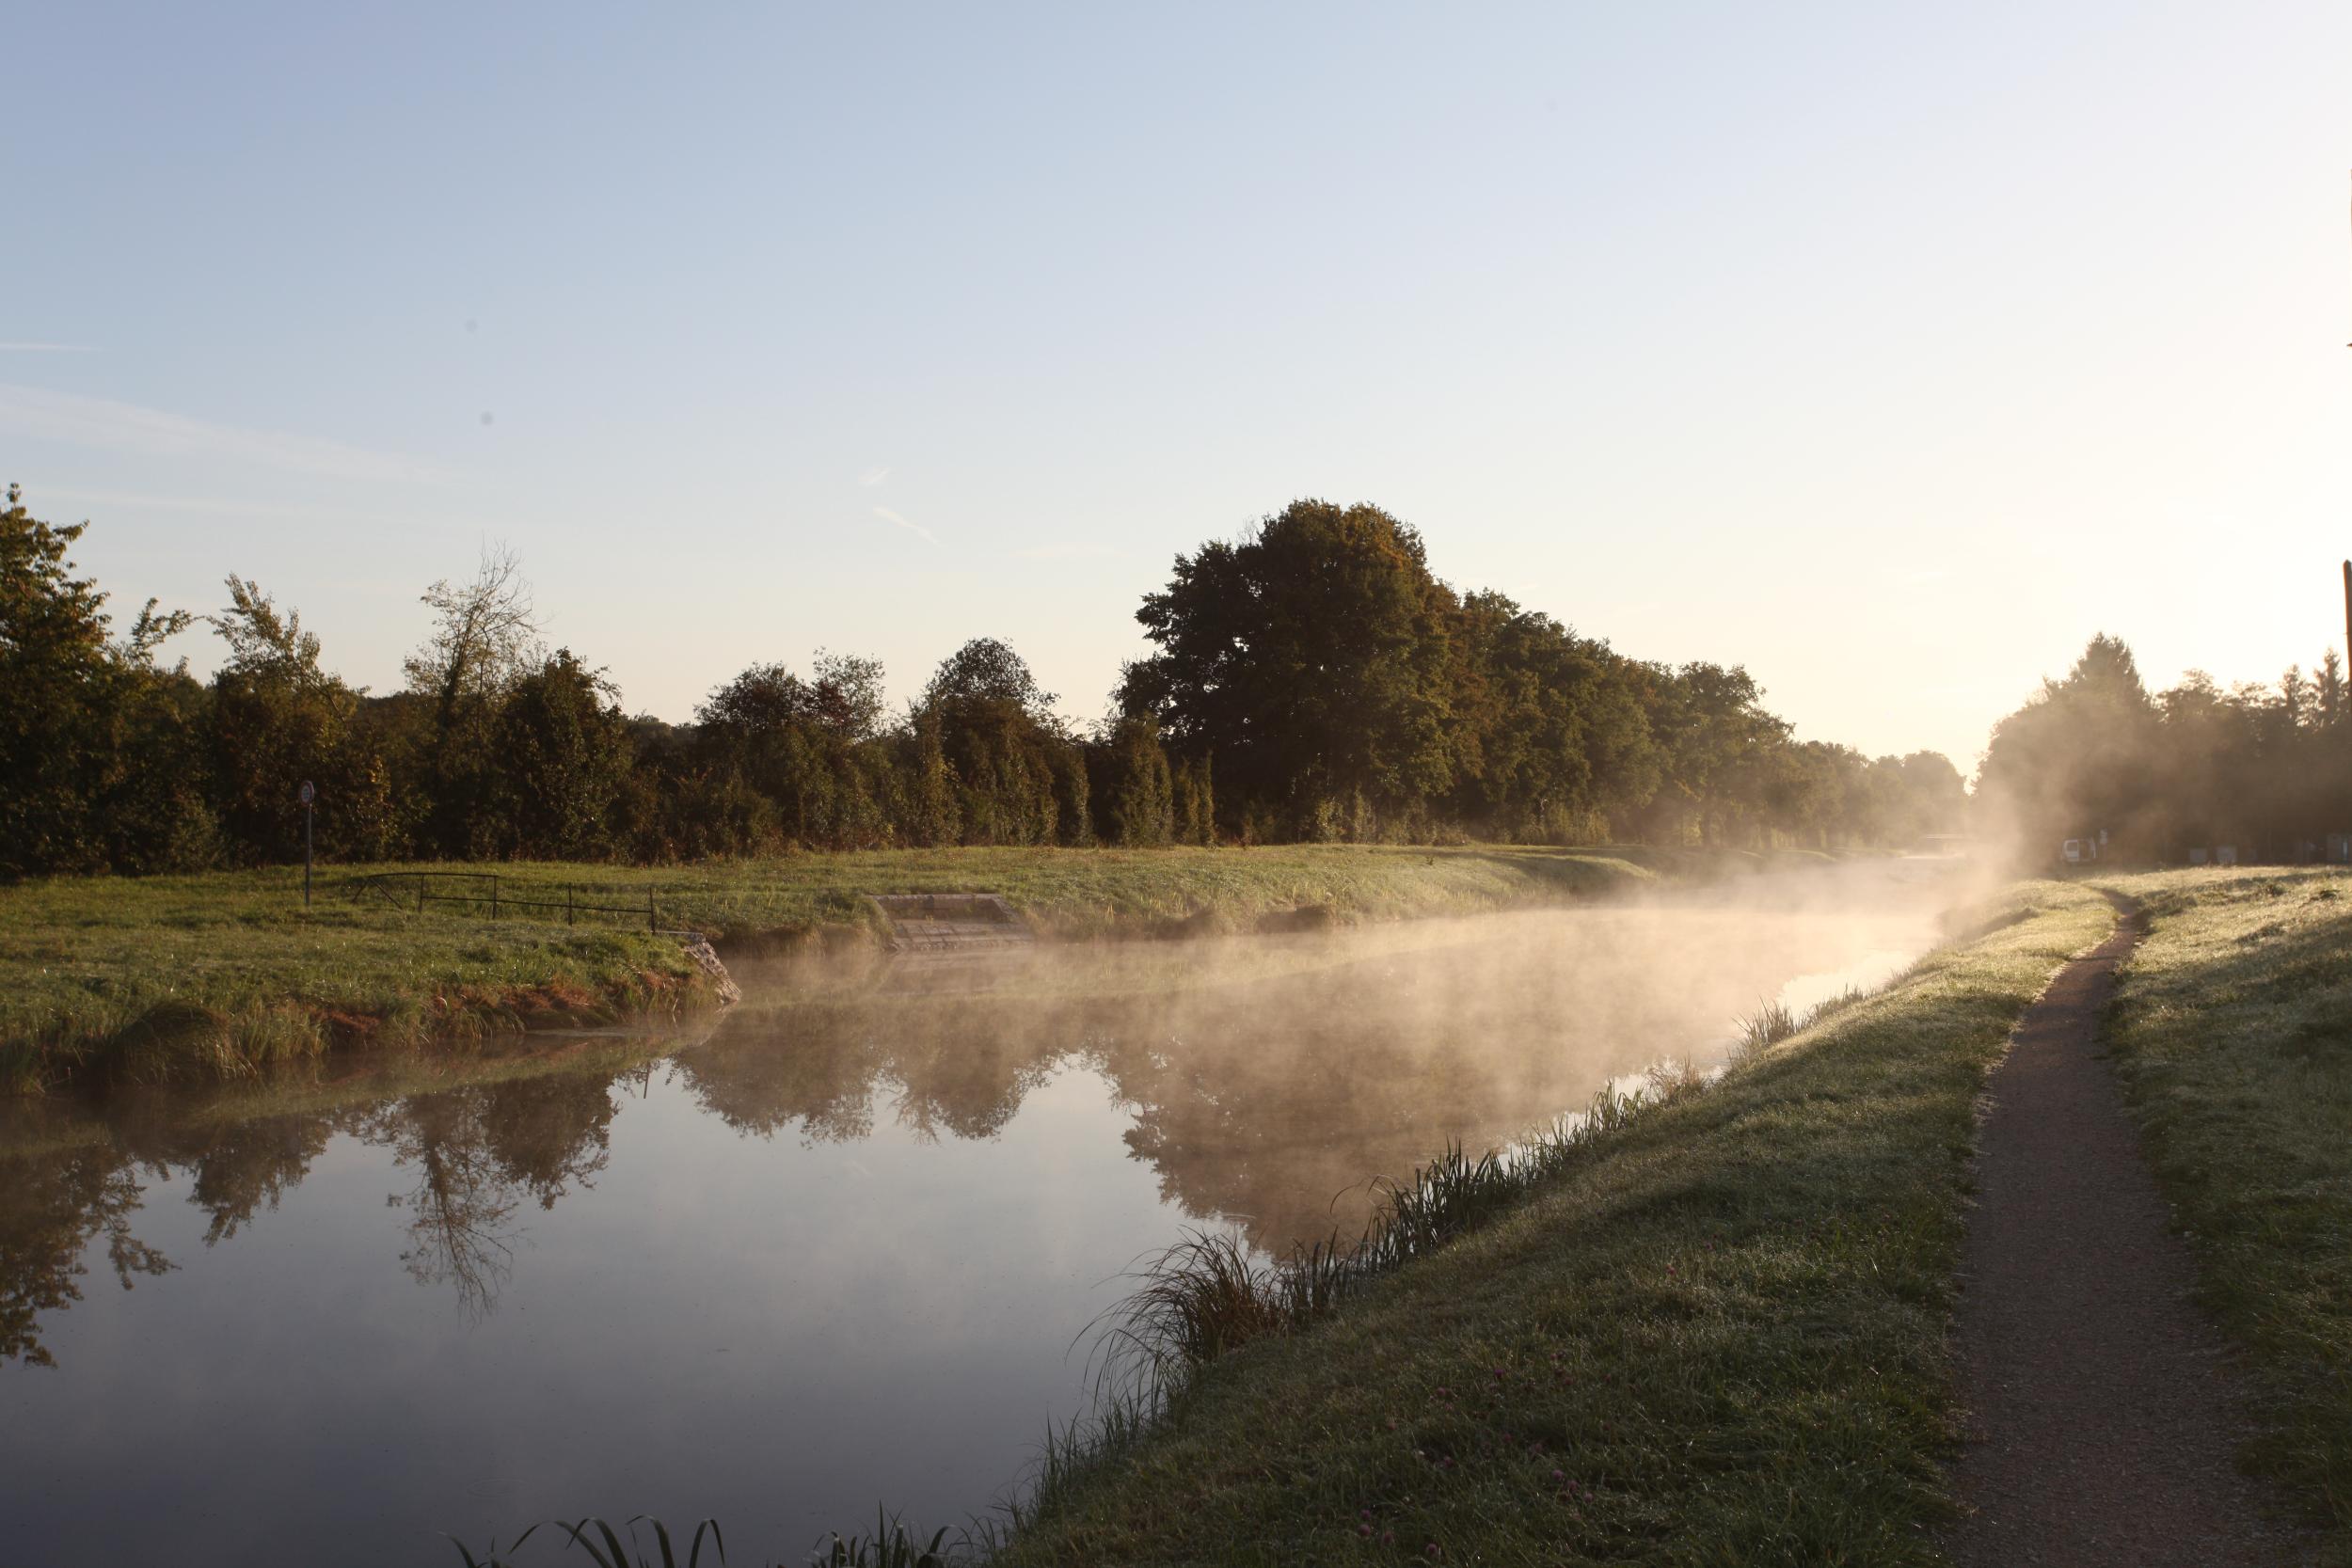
[490,877,500,922]
[648,889,658,933]
[567,885,576,926]
[418,878,426,915]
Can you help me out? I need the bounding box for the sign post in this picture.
[298,781,316,911]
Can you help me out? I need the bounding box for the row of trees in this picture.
[1121,499,1962,847]
[1978,632,2352,863]
[1,487,1963,877]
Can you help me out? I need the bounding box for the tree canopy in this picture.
[1980,632,2352,862]
[0,487,1966,875]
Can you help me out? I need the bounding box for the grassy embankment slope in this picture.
[0,844,1808,1094]
[986,880,2111,1568]
[2099,865,2352,1556]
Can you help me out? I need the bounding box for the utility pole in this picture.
[2343,560,2350,670]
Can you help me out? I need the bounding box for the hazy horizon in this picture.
[8,2,2351,770]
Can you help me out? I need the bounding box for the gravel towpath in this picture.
[1945,895,2312,1567]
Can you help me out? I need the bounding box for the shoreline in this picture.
[978,879,2109,1565]
[0,843,1877,1096]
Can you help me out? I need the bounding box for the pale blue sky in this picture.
[8,2,2350,768]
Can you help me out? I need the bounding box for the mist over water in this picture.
[0,859,1984,1565]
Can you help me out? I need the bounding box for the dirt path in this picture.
[1946,895,2310,1566]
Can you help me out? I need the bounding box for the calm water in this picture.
[0,868,1966,1565]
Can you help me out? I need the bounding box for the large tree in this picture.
[1442,592,1659,841]
[207,575,361,863]
[694,652,895,849]
[405,545,542,855]
[488,649,633,860]
[919,638,1084,846]
[1976,633,2161,858]
[1120,499,1459,837]
[0,486,197,876]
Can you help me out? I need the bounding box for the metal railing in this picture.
[348,871,665,932]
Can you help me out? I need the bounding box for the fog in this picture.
[0,855,1995,1563]
[709,855,1990,1249]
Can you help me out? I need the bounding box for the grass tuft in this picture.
[445,1514,729,1568]
[814,1510,961,1567]
[1731,996,1803,1058]
[1085,1077,1704,1455]
[1728,983,1871,1067]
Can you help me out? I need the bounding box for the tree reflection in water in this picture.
[0,1044,660,1358]
[0,900,1942,1364]
[0,1145,173,1367]
[381,1069,631,1314]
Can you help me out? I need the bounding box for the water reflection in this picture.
[0,1141,173,1368]
[381,1070,623,1315]
[0,1039,676,1358]
[0,895,1950,1368]
[695,897,1947,1251]
[0,876,1971,1564]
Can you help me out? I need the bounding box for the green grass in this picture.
[970,879,2111,1567]
[2097,865,2352,1557]
[0,844,1820,1094]
[443,842,1821,945]
[0,865,716,1093]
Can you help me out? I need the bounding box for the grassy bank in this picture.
[2099,866,2352,1556]
[400,842,1827,944]
[0,868,714,1094]
[0,844,1823,1095]
[973,879,2110,1566]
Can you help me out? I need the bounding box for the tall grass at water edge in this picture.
[1092,983,1869,1413]
[1727,983,1867,1064]
[446,1510,957,1568]
[1094,1100,1645,1406]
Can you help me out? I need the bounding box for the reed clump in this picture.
[1727,983,1868,1065]
[447,1515,724,1568]
[813,1511,959,1568]
[1092,1079,1674,1406]
[448,1508,967,1568]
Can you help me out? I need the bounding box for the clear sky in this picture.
[8,2,2349,772]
